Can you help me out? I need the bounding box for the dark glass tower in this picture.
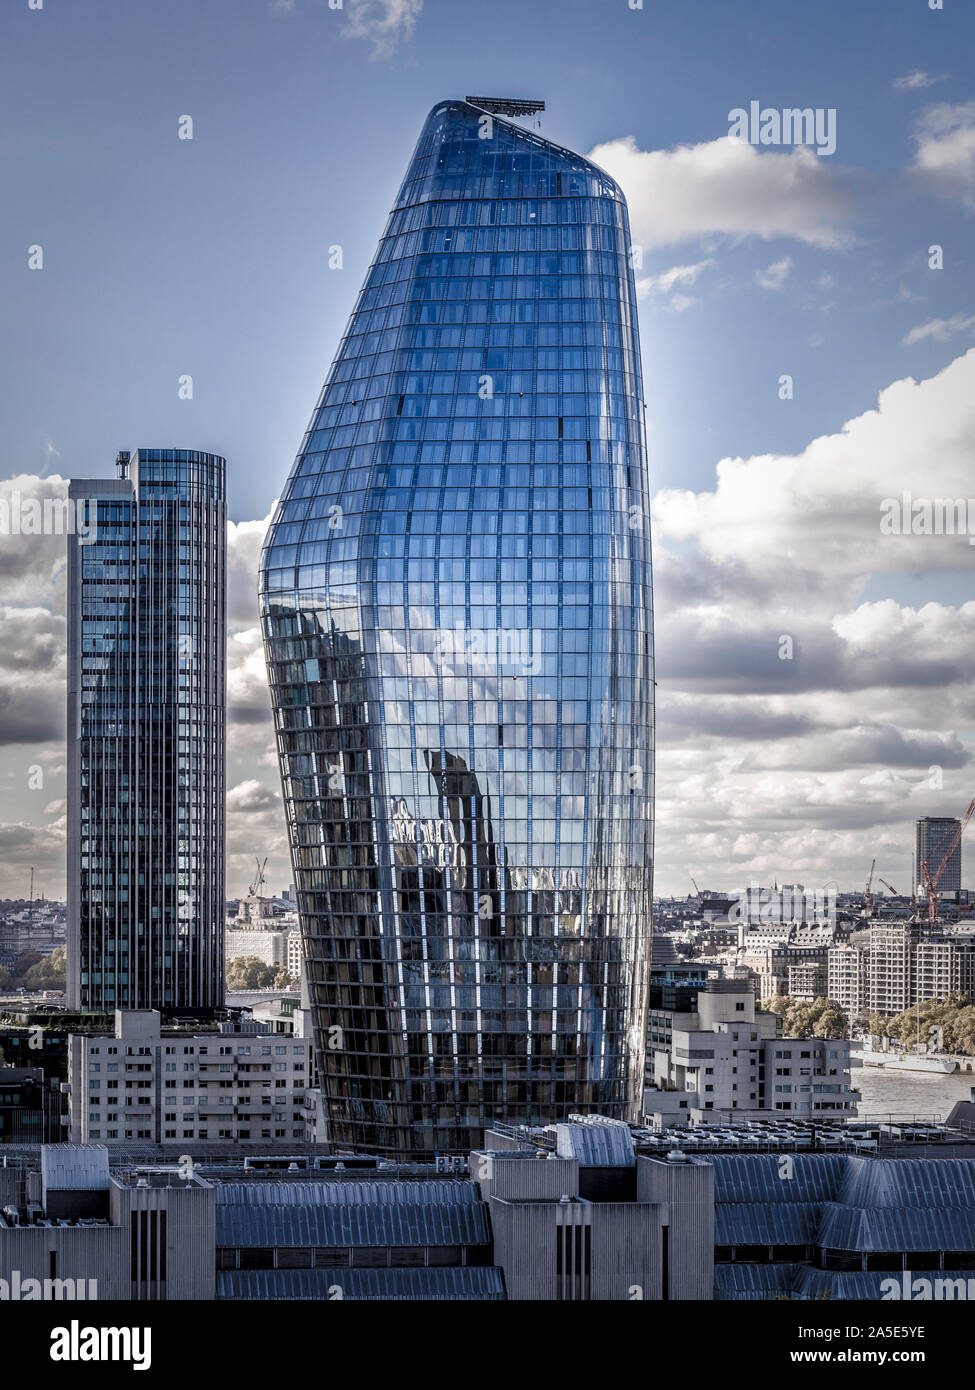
[261,100,653,1155]
[67,449,226,1014]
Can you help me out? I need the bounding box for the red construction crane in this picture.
[864,857,876,912]
[920,799,975,922]
[878,877,899,896]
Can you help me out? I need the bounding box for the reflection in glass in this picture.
[261,101,654,1155]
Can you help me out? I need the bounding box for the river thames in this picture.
[853,1051,975,1123]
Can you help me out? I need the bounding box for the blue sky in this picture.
[4,0,972,515]
[2,0,975,898]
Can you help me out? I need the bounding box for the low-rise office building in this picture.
[647,980,859,1123]
[67,1010,311,1145]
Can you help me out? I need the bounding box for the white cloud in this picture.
[588,134,859,250]
[341,0,422,59]
[648,347,975,891]
[754,255,793,290]
[894,71,947,92]
[635,258,714,311]
[903,314,975,346]
[636,259,714,298]
[909,100,975,206]
[653,349,975,588]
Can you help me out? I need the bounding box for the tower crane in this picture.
[864,857,876,912]
[248,856,268,898]
[878,877,899,897]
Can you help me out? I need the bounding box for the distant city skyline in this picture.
[2,0,975,902]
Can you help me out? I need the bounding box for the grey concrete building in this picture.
[67,1010,311,1145]
[646,980,859,1122]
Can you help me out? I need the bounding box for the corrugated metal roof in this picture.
[214,1180,479,1206]
[40,1144,110,1191]
[556,1122,635,1167]
[795,1267,975,1300]
[715,1203,819,1246]
[216,1201,491,1248]
[714,1264,796,1300]
[216,1267,506,1300]
[709,1154,846,1203]
[717,1264,975,1301]
[839,1157,975,1209]
[818,1202,975,1252]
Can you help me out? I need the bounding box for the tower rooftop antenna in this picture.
[465,97,545,118]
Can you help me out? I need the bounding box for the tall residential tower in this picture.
[261,100,654,1155]
[67,449,226,1014]
[916,816,963,896]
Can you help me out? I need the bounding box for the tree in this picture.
[764,995,849,1039]
[12,951,43,982]
[0,966,11,990]
[811,1003,848,1040]
[23,946,66,991]
[871,994,975,1054]
[227,955,280,990]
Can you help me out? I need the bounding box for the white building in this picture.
[67,1010,311,1145]
[828,939,868,1019]
[646,980,859,1124]
[862,922,975,1014]
[287,930,304,983]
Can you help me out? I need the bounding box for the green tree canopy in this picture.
[761,996,849,1039]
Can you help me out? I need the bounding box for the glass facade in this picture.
[261,101,653,1155]
[67,449,226,1014]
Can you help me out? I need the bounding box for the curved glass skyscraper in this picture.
[261,99,653,1155]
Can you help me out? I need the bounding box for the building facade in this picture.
[67,1011,311,1145]
[827,937,869,1019]
[646,981,859,1121]
[261,99,654,1154]
[67,450,226,1014]
[861,921,975,1015]
[916,816,962,895]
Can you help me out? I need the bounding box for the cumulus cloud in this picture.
[0,474,74,611]
[341,0,422,59]
[227,779,280,814]
[0,608,66,744]
[908,101,975,206]
[588,134,860,250]
[650,347,975,891]
[652,349,975,590]
[228,510,272,629]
